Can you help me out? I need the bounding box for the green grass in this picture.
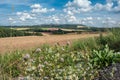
[71,37,99,51]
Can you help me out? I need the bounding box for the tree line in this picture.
[0,27,42,38]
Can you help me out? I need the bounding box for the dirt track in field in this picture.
[0,33,100,54]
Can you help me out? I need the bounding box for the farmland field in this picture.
[0,33,99,54]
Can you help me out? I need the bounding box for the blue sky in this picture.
[0,0,120,27]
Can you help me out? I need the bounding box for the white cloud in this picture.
[49,15,60,23]
[86,17,93,20]
[49,8,55,12]
[97,17,101,20]
[64,0,120,13]
[16,12,22,15]
[13,4,56,24]
[73,0,92,8]
[31,4,55,13]
[94,3,104,10]
[64,0,92,15]
[82,17,93,21]
[94,0,120,12]
[81,21,86,24]
[16,12,34,21]
[8,17,17,24]
[67,15,77,22]
[105,3,113,11]
[52,18,60,23]
[113,0,120,12]
[66,0,91,8]
[65,1,72,7]
[32,8,48,13]
[67,11,74,15]
[30,4,42,9]
[4,1,120,27]
[94,2,113,11]
[65,14,77,23]
[8,17,13,21]
[63,9,74,15]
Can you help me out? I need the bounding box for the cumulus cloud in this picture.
[82,17,93,21]
[15,4,56,22]
[8,17,17,24]
[86,17,93,20]
[16,12,35,21]
[48,15,60,23]
[64,0,92,15]
[106,3,113,11]
[113,0,120,12]
[94,0,120,12]
[5,1,120,27]
[31,4,55,13]
[49,8,55,12]
[64,0,120,13]
[65,0,92,8]
[31,4,42,9]
[94,2,113,11]
[67,15,77,22]
[32,8,47,13]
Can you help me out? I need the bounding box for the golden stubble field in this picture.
[0,33,100,54]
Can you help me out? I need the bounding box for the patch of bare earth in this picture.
[0,33,99,54]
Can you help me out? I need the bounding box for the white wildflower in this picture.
[31,66,36,70]
[61,47,65,51]
[60,58,64,62]
[35,48,41,53]
[23,53,30,61]
[44,61,48,65]
[38,64,44,69]
[44,76,49,79]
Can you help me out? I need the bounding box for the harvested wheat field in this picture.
[0,33,100,54]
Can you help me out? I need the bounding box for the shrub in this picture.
[52,29,65,34]
[90,45,116,69]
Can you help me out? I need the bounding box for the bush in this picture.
[52,29,65,34]
[90,45,116,69]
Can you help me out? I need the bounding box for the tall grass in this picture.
[71,28,120,52]
[71,37,99,51]
[97,28,120,52]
